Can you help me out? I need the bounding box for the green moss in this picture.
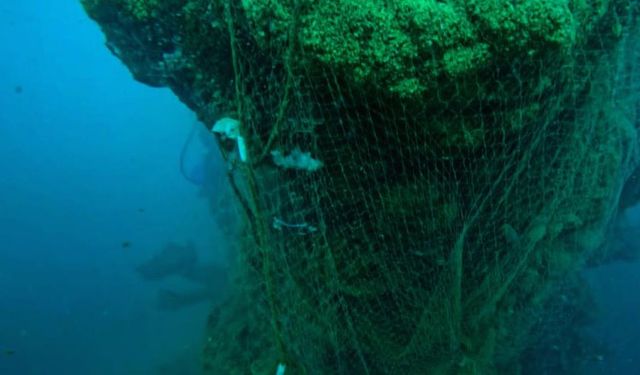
[300,1,417,87]
[80,0,160,21]
[123,0,159,20]
[467,0,576,50]
[232,0,628,149]
[443,44,491,77]
[237,0,607,104]
[241,0,294,46]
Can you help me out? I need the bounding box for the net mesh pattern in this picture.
[204,3,640,374]
[81,1,640,373]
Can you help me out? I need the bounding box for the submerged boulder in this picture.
[83,1,640,374]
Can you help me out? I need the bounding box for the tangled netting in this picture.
[83,1,640,373]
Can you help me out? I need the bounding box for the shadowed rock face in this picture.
[81,0,233,126]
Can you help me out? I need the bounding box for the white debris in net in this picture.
[212,117,248,162]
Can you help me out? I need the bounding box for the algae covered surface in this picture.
[83,0,640,373]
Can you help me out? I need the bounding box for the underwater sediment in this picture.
[82,1,640,373]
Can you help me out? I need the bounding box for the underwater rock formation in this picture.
[83,1,640,374]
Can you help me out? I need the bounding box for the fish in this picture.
[135,242,198,280]
[136,241,229,310]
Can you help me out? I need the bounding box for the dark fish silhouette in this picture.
[136,241,228,310]
[136,242,198,280]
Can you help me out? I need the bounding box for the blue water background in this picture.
[583,205,640,374]
[0,1,639,374]
[0,1,226,373]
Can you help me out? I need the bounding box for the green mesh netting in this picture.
[81,1,640,374]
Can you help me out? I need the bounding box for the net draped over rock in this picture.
[82,1,640,373]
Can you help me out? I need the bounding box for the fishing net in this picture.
[82,1,640,373]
